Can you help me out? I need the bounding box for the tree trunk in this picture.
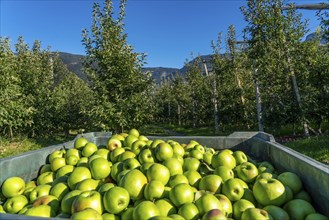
[213,78,219,134]
[177,104,181,126]
[253,68,264,132]
[235,69,250,129]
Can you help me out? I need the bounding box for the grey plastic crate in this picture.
[0,131,328,219]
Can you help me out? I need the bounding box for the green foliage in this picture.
[82,0,154,132]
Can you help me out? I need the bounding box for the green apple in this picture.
[198,174,222,194]
[66,155,79,166]
[211,150,236,169]
[110,162,124,182]
[263,205,289,220]
[169,174,189,187]
[103,186,130,214]
[37,171,55,185]
[284,185,294,203]
[283,199,316,220]
[29,184,51,202]
[94,148,110,160]
[222,178,245,202]
[107,137,123,151]
[60,190,82,214]
[3,194,28,214]
[258,161,275,173]
[189,149,204,160]
[72,190,103,214]
[1,176,25,198]
[123,134,138,149]
[155,199,177,216]
[102,212,119,220]
[253,178,286,206]
[56,165,75,178]
[139,135,149,142]
[89,157,112,180]
[150,139,165,149]
[118,151,136,162]
[119,169,148,200]
[50,157,66,172]
[241,208,272,220]
[163,158,183,176]
[40,164,52,174]
[121,207,135,220]
[236,162,259,183]
[138,148,155,164]
[241,188,257,205]
[75,178,101,191]
[50,182,70,201]
[0,205,5,213]
[110,147,125,163]
[146,163,170,185]
[178,202,200,220]
[195,193,223,216]
[233,199,255,220]
[169,183,194,208]
[155,142,174,162]
[67,166,92,190]
[82,142,98,157]
[76,157,89,167]
[51,175,68,186]
[278,172,303,195]
[98,183,115,196]
[48,150,64,163]
[256,172,277,181]
[183,170,202,188]
[129,128,140,137]
[65,148,81,159]
[305,213,329,220]
[25,204,56,218]
[133,201,160,220]
[123,158,141,170]
[88,154,102,164]
[203,151,213,165]
[233,150,248,165]
[169,214,185,220]
[214,166,234,182]
[215,194,233,217]
[294,190,312,203]
[140,162,155,174]
[117,170,131,183]
[23,181,37,198]
[33,195,60,214]
[202,209,227,220]
[131,140,146,155]
[74,137,89,150]
[144,180,165,201]
[183,157,200,171]
[71,208,103,220]
[172,143,185,157]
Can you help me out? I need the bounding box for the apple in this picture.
[222,178,245,202]
[90,157,111,180]
[169,214,185,220]
[103,186,130,214]
[305,213,329,220]
[144,180,165,201]
[107,137,123,151]
[48,150,64,163]
[72,190,103,214]
[102,213,119,220]
[56,165,75,178]
[119,169,148,201]
[76,157,89,167]
[203,151,213,165]
[71,208,103,220]
[155,199,177,216]
[195,193,223,216]
[129,128,140,137]
[50,182,69,201]
[138,148,155,164]
[172,143,185,157]
[82,142,98,157]
[278,172,303,195]
[284,185,294,203]
[214,166,234,182]
[123,134,138,149]
[23,181,37,198]
[1,176,25,198]
[33,195,59,214]
[40,164,52,174]
[253,178,286,206]
[183,157,200,171]
[155,142,174,162]
[198,174,222,194]
[51,175,68,186]
[50,157,66,172]
[211,150,236,169]
[139,135,149,142]
[123,158,141,170]
[169,183,194,208]
[163,158,183,176]
[150,139,165,149]
[118,151,136,162]
[189,149,204,160]
[110,147,125,163]
[178,202,200,220]
[66,155,79,166]
[121,207,135,220]
[236,162,259,183]
[74,137,89,150]
[215,194,233,217]
[88,154,102,164]
[241,208,272,220]
[294,190,312,203]
[117,170,131,183]
[37,171,55,185]
[25,204,56,218]
[65,148,81,159]
[169,174,189,187]
[201,209,227,220]
[140,162,154,174]
[183,170,202,188]
[60,190,82,214]
[233,150,248,165]
[67,166,92,189]
[263,205,289,220]
[75,178,101,191]
[133,201,160,220]
[110,162,124,182]
[94,148,110,160]
[29,184,51,202]
[283,199,316,220]
[241,188,257,205]
[233,199,255,220]
[98,183,115,196]
[0,205,5,213]
[131,140,147,155]
[256,172,277,181]
[3,194,28,214]
[146,163,170,185]
[258,161,275,173]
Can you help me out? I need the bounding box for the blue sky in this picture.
[0,0,322,68]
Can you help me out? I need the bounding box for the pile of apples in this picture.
[0,129,328,220]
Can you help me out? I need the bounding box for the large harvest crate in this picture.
[0,131,328,219]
